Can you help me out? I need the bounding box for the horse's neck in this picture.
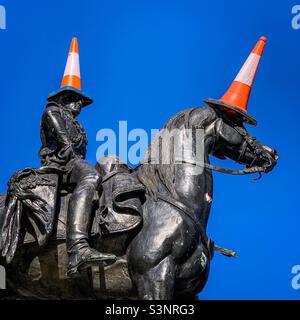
[163,122,214,226]
[140,109,217,226]
[171,142,212,214]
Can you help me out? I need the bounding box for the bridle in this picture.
[206,123,268,179]
[185,115,273,180]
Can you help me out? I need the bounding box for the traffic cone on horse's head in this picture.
[47,37,93,107]
[205,36,267,126]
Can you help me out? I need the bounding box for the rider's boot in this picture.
[66,186,117,277]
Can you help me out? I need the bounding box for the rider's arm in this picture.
[43,106,73,148]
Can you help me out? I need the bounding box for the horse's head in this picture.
[211,117,278,174]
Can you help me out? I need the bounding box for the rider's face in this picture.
[61,94,83,116]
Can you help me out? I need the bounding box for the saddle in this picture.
[95,158,145,236]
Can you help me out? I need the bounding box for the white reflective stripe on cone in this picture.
[63,52,81,77]
[234,53,260,87]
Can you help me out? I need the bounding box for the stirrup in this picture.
[67,248,117,278]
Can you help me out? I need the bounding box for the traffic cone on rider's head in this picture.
[47,37,93,107]
[205,36,267,126]
[61,37,82,90]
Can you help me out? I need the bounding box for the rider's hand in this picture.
[58,144,76,162]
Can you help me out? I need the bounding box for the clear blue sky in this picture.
[0,0,299,299]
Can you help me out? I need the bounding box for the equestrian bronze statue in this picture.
[0,36,278,300]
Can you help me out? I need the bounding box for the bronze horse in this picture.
[0,106,278,300]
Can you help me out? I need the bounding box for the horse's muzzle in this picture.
[260,145,279,173]
[262,145,279,161]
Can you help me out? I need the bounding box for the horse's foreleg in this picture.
[132,255,175,300]
[128,199,180,300]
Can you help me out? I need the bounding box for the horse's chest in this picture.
[174,166,213,208]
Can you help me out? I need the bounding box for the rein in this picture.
[177,161,265,182]
[203,163,266,176]
[156,193,237,258]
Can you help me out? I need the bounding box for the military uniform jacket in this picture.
[39,102,88,170]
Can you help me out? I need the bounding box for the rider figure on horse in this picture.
[39,38,117,276]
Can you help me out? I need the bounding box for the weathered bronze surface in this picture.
[0,96,278,300]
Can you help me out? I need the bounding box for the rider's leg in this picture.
[66,159,117,276]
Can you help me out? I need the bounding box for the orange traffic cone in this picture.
[61,37,82,90]
[205,36,267,126]
[48,37,92,107]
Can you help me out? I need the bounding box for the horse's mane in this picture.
[137,107,200,198]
